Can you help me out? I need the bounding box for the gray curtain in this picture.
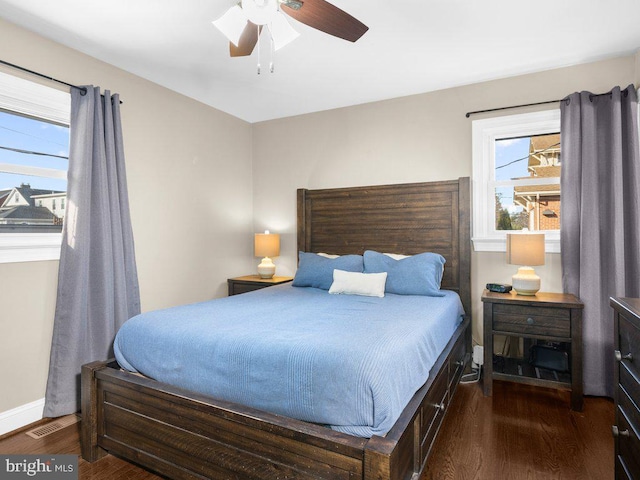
[44,86,140,417]
[560,84,640,397]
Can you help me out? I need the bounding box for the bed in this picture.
[81,177,472,480]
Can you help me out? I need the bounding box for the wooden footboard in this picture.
[81,316,469,480]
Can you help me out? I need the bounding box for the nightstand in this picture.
[227,275,293,296]
[482,290,584,411]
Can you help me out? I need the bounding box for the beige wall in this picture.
[252,54,638,347]
[0,19,254,413]
[0,261,58,410]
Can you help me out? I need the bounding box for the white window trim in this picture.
[471,109,561,253]
[0,71,70,263]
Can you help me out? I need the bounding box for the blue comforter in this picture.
[114,284,464,437]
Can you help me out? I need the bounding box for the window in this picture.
[0,71,70,263]
[472,110,561,252]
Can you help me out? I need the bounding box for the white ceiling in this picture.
[1,0,639,123]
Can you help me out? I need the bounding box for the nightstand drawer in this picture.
[227,275,293,296]
[619,315,640,382]
[493,304,570,338]
[231,283,269,295]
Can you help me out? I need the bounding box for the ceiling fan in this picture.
[213,0,368,58]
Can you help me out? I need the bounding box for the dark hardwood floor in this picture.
[423,380,614,480]
[0,417,161,480]
[0,381,613,480]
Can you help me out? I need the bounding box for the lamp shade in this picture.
[506,233,545,266]
[506,232,545,295]
[254,232,280,258]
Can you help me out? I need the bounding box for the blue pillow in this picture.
[292,252,364,290]
[363,250,446,296]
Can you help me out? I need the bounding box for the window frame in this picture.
[471,109,561,253]
[0,71,70,263]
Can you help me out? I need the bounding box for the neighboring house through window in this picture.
[472,109,561,252]
[0,71,70,263]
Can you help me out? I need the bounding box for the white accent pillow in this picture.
[328,269,387,298]
[383,253,410,260]
[317,252,341,259]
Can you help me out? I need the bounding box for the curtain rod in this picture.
[0,59,88,96]
[465,99,562,118]
[0,59,124,104]
[465,89,627,118]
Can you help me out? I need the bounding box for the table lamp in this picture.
[254,230,280,279]
[506,232,545,295]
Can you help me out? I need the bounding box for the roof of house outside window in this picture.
[0,205,57,220]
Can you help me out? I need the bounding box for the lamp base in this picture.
[512,266,540,295]
[257,257,276,279]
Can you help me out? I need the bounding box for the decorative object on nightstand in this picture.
[254,230,280,278]
[227,275,293,296]
[610,297,640,479]
[482,289,583,411]
[506,232,545,295]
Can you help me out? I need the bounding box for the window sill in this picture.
[0,234,62,263]
[473,236,560,253]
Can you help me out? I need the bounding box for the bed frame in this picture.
[82,177,471,480]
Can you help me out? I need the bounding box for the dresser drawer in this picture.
[619,315,640,383]
[616,456,633,480]
[616,389,640,480]
[620,365,640,410]
[493,304,570,338]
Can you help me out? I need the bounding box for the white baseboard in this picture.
[0,398,45,436]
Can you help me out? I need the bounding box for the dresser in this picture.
[482,290,583,410]
[611,297,640,480]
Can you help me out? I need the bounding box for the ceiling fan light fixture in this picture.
[212,5,248,47]
[241,0,278,25]
[279,0,303,10]
[268,12,299,51]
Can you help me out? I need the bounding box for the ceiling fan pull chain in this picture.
[256,23,261,75]
[269,34,275,73]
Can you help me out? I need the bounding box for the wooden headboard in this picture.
[297,177,471,315]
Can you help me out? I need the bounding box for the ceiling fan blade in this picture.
[281,0,368,42]
[230,22,263,57]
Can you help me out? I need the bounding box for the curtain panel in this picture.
[560,84,640,397]
[44,87,140,417]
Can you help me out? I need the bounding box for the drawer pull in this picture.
[526,317,535,325]
[614,350,633,362]
[435,402,446,412]
[612,425,630,437]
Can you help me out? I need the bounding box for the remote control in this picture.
[486,283,512,293]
